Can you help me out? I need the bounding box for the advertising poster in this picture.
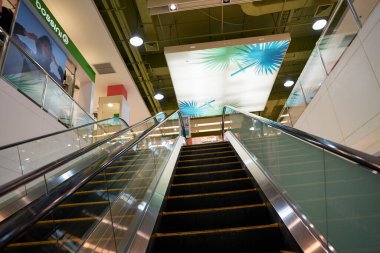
[4,0,67,84]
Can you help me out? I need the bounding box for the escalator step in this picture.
[177,155,238,167]
[169,178,253,196]
[181,142,230,150]
[175,161,242,174]
[158,204,272,233]
[165,189,261,211]
[179,150,236,160]
[180,146,232,155]
[150,224,286,253]
[173,169,247,184]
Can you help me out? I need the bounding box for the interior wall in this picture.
[0,78,66,146]
[74,81,94,115]
[295,3,380,155]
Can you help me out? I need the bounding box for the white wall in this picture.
[295,3,380,155]
[74,81,94,115]
[0,78,65,146]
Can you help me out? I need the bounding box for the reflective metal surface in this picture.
[225,131,330,253]
[127,136,185,253]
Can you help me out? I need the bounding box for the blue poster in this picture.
[8,1,67,84]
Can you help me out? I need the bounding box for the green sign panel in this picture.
[29,0,96,82]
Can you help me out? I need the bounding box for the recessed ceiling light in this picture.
[284,80,294,87]
[169,3,178,11]
[312,19,327,30]
[222,0,231,3]
[107,103,114,107]
[154,93,164,100]
[129,36,143,47]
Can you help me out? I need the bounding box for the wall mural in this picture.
[165,36,290,118]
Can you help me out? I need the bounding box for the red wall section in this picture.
[107,85,128,100]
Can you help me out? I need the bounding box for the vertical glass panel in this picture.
[72,103,93,127]
[324,150,380,253]
[229,113,327,235]
[352,0,380,25]
[43,78,73,127]
[2,43,45,105]
[319,1,360,73]
[285,81,307,125]
[298,48,327,103]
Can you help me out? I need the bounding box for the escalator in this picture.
[0,106,379,253]
[3,149,154,252]
[147,141,300,253]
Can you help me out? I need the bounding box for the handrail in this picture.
[0,111,166,197]
[222,105,380,171]
[0,117,130,151]
[0,110,184,248]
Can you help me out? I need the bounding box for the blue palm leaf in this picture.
[231,41,289,76]
[197,47,244,72]
[179,100,205,118]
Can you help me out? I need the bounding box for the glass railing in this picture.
[223,106,380,253]
[0,117,129,191]
[278,0,378,125]
[0,111,184,252]
[0,28,94,128]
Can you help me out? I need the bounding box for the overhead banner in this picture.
[165,34,290,118]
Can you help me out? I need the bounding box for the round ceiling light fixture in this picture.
[154,93,164,100]
[107,103,114,107]
[312,19,327,30]
[284,80,295,87]
[129,36,144,47]
[169,3,178,11]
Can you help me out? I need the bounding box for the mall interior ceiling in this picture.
[94,0,337,120]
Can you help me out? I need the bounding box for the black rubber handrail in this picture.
[222,105,380,171]
[0,110,184,248]
[0,117,130,151]
[0,112,166,197]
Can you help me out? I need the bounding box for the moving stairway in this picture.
[0,106,379,253]
[147,141,300,253]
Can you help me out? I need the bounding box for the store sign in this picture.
[34,0,69,45]
[28,0,95,82]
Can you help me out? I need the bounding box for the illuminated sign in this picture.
[165,34,290,118]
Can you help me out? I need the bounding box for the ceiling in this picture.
[93,0,338,120]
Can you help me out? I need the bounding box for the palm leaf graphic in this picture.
[231,41,289,76]
[197,46,244,72]
[179,100,205,118]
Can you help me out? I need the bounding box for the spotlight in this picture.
[312,19,327,30]
[154,93,164,100]
[169,3,178,11]
[129,36,143,47]
[107,103,114,108]
[222,0,231,3]
[284,80,294,87]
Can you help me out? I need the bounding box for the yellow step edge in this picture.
[176,161,241,169]
[183,142,229,148]
[180,146,231,153]
[177,155,237,163]
[37,214,135,224]
[167,188,257,199]
[107,163,155,169]
[171,177,250,187]
[180,150,235,158]
[75,186,148,195]
[87,176,154,184]
[161,203,266,215]
[174,168,244,177]
[153,223,278,238]
[58,201,109,208]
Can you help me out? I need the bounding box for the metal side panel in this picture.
[225,131,330,253]
[127,136,185,253]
